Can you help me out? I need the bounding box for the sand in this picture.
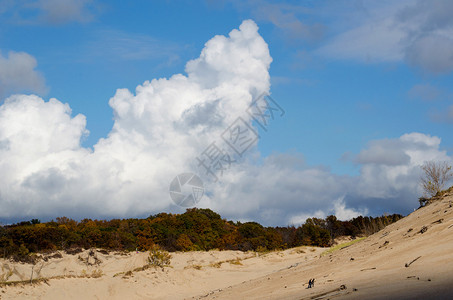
[205,193,453,300]
[0,242,323,299]
[1,193,453,299]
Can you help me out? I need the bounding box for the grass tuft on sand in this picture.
[321,237,366,257]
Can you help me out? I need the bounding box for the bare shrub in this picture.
[420,161,453,197]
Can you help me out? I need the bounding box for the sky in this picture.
[0,0,452,226]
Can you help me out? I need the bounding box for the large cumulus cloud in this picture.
[0,20,451,226]
[0,20,273,221]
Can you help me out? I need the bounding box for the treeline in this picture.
[0,208,403,260]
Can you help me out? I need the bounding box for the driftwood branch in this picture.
[405,256,421,268]
[360,267,376,271]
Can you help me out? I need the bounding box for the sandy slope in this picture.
[204,193,453,300]
[1,193,453,299]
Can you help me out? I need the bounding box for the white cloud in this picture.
[317,0,453,74]
[0,0,95,24]
[37,0,94,24]
[289,210,326,226]
[285,132,451,225]
[352,133,451,212]
[288,197,367,225]
[203,130,451,225]
[227,0,325,45]
[317,17,406,63]
[333,197,368,221]
[0,20,274,221]
[206,156,350,226]
[251,2,325,43]
[0,20,451,226]
[0,50,47,100]
[356,139,411,166]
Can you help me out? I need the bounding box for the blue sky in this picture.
[1,0,452,225]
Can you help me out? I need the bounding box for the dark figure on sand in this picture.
[308,278,315,288]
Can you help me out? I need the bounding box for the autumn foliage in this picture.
[0,208,402,261]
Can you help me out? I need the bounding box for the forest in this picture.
[0,208,403,261]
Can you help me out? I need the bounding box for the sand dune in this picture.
[205,193,453,299]
[1,193,453,299]
[0,242,323,299]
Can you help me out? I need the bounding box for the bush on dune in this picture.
[148,245,172,268]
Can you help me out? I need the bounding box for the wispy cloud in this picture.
[0,0,98,25]
[408,84,442,101]
[251,2,325,44]
[430,105,453,124]
[316,0,453,74]
[226,0,325,45]
[83,29,182,65]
